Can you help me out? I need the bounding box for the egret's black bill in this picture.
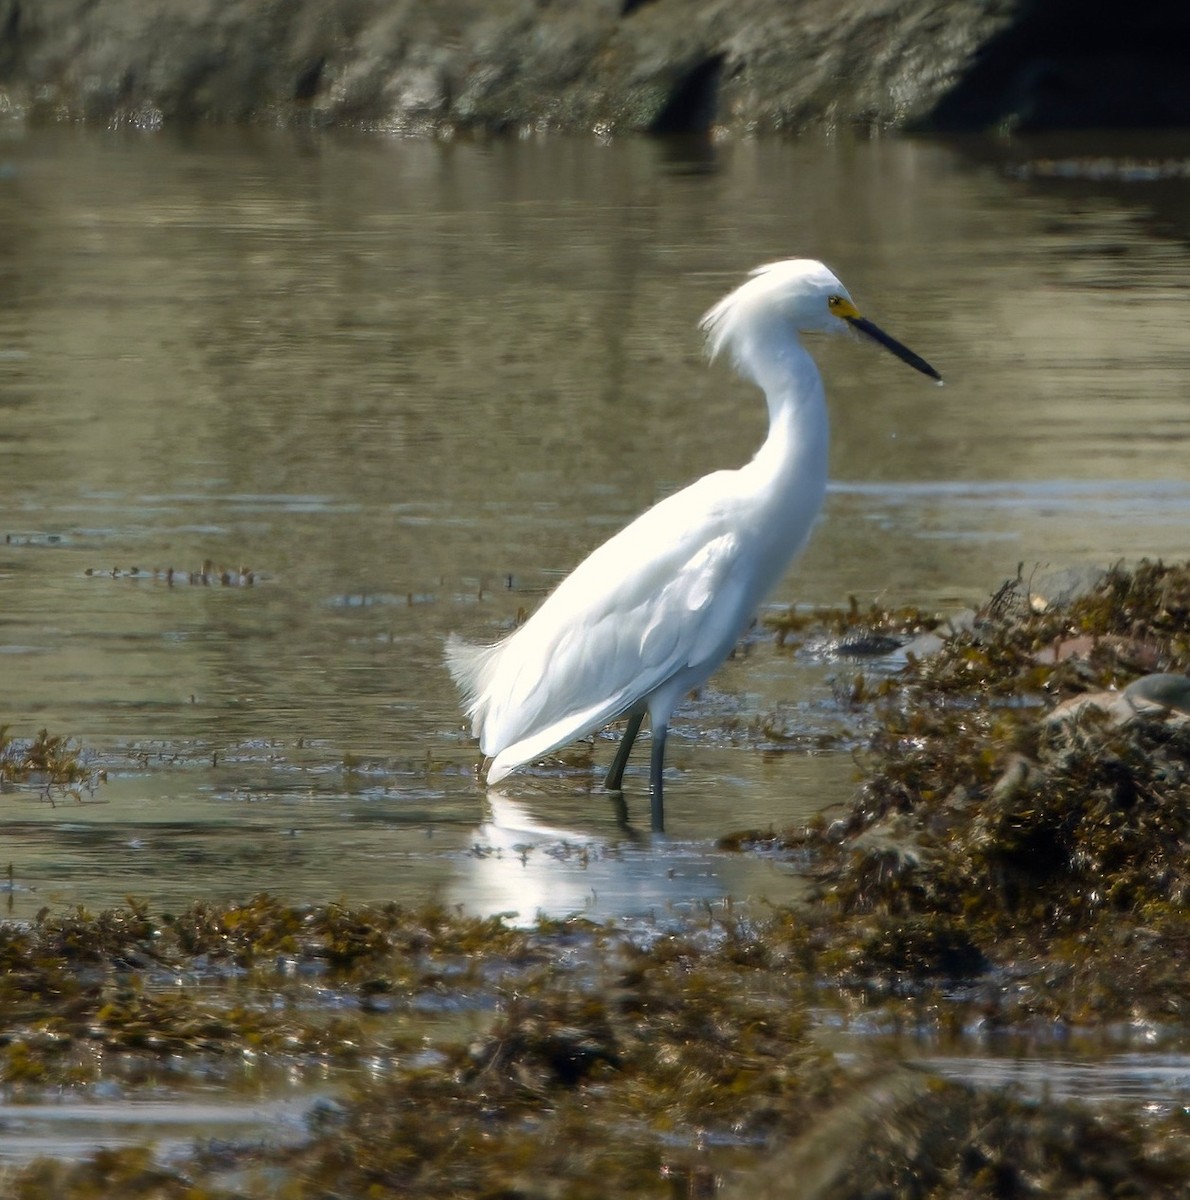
[846,315,942,382]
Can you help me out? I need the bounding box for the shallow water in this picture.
[2,124,1189,1165]
[921,1050,1190,1111]
[2,127,1189,929]
[0,1092,311,1165]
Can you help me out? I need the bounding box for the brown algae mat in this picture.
[1,560,1188,1198]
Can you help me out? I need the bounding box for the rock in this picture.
[835,631,905,657]
[899,629,947,659]
[723,1067,938,1200]
[1123,671,1190,716]
[1045,674,1190,727]
[851,813,926,868]
[728,1066,1190,1200]
[988,753,1036,802]
[1,1,1188,134]
[1027,565,1109,613]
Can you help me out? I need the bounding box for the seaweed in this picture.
[0,727,96,790]
[731,560,1190,1023]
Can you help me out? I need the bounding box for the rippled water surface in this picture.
[1,127,1189,932]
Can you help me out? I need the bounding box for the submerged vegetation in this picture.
[1,561,1188,1196]
[0,727,96,791]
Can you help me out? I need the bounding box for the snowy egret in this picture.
[447,259,940,831]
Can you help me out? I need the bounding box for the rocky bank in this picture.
[1,0,1188,136]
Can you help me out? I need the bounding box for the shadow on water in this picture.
[943,129,1190,244]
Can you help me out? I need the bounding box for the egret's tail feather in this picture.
[444,633,498,709]
[486,692,631,785]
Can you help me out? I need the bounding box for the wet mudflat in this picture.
[1,127,1189,1193]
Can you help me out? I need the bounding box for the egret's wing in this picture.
[468,486,751,781]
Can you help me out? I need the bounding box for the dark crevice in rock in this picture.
[294,55,325,102]
[926,0,1190,130]
[649,53,723,135]
[0,0,20,73]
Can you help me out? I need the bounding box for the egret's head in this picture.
[701,258,941,383]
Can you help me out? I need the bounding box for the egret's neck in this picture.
[746,338,829,492]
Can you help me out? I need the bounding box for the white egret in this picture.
[447,259,940,831]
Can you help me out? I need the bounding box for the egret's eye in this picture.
[828,296,842,309]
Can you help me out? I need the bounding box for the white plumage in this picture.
[447,259,939,831]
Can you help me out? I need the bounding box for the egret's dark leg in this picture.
[603,709,644,791]
[649,720,668,833]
